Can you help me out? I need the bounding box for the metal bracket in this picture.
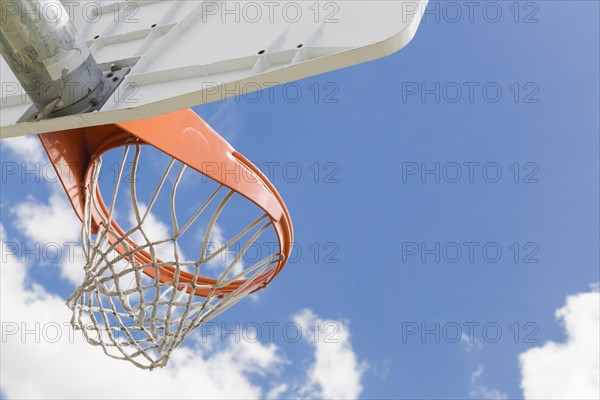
[18,65,131,124]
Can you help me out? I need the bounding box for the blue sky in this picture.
[1,1,599,399]
[198,2,599,396]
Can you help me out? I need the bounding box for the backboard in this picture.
[0,0,428,138]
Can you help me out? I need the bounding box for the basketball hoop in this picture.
[2,0,428,370]
[39,109,293,369]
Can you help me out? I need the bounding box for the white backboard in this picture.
[0,0,428,138]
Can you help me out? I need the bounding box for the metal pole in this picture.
[0,0,106,117]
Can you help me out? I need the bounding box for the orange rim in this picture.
[39,109,293,297]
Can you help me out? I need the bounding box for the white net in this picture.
[66,144,282,370]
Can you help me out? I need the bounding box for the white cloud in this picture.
[293,309,367,400]
[1,135,46,164]
[12,193,79,245]
[461,332,483,353]
[469,366,508,400]
[11,192,84,285]
[461,336,506,400]
[266,383,289,399]
[519,287,600,399]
